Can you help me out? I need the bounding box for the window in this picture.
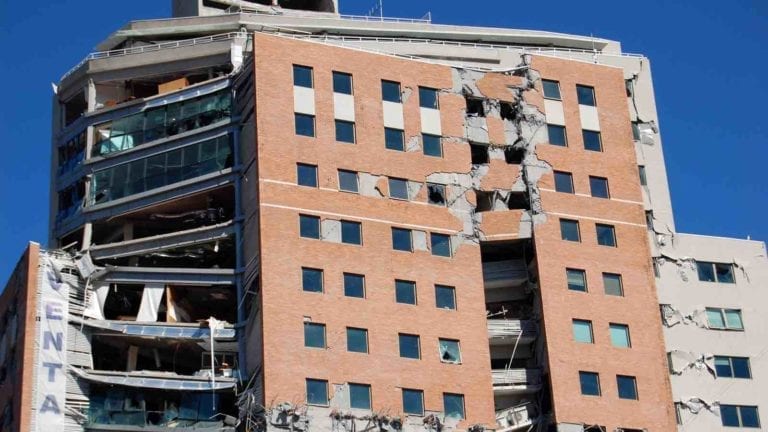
[395,280,416,305]
[603,273,624,297]
[347,327,368,353]
[696,261,735,283]
[399,334,420,359]
[589,176,610,198]
[548,124,568,146]
[439,339,461,364]
[638,165,647,186]
[382,80,402,103]
[333,71,353,94]
[302,268,323,293]
[306,378,328,405]
[304,322,326,348]
[402,389,424,415]
[714,356,752,379]
[392,228,413,252]
[300,215,320,239]
[616,375,638,400]
[293,65,313,88]
[435,285,456,310]
[431,233,451,257]
[419,87,439,109]
[338,169,359,193]
[609,324,631,348]
[465,97,485,116]
[423,134,443,157]
[631,122,641,141]
[389,178,409,200]
[582,130,602,152]
[720,405,760,428]
[596,224,616,247]
[542,79,561,100]
[341,220,362,245]
[297,163,318,187]
[349,383,372,410]
[471,143,489,164]
[566,268,587,292]
[443,393,465,419]
[427,183,446,206]
[344,273,365,298]
[572,319,594,343]
[554,171,574,193]
[579,372,600,396]
[706,308,744,330]
[295,113,315,137]
[645,211,654,230]
[385,128,405,151]
[560,219,581,242]
[335,120,356,143]
[576,85,596,106]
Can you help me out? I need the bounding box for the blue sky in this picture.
[0,0,766,282]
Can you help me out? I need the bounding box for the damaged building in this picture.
[0,1,765,432]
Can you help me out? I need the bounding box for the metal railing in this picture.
[496,403,536,431]
[491,368,541,386]
[339,14,431,24]
[488,319,537,339]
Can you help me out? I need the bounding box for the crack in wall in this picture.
[668,350,716,377]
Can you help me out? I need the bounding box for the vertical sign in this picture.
[36,259,68,431]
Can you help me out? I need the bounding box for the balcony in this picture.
[496,403,537,432]
[483,259,528,289]
[492,368,542,394]
[488,319,537,345]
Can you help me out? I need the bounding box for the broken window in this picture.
[435,285,456,310]
[344,273,365,298]
[603,273,624,297]
[385,127,405,151]
[474,191,495,212]
[399,333,420,359]
[631,122,641,141]
[392,228,413,252]
[297,163,318,187]
[443,393,465,419]
[616,375,638,400]
[465,97,485,117]
[338,169,359,193]
[507,192,529,210]
[714,356,751,379]
[696,261,735,283]
[349,383,372,410]
[293,65,313,88]
[576,85,596,106]
[542,79,561,100]
[402,389,424,415]
[423,134,442,157]
[566,268,587,292]
[295,113,315,137]
[720,405,760,428]
[439,339,461,364]
[572,319,594,343]
[341,220,362,245]
[638,165,647,186]
[388,178,409,200]
[419,87,439,109]
[582,130,603,152]
[596,224,617,247]
[504,146,524,164]
[706,308,744,330]
[431,233,451,257]
[500,102,515,121]
[579,371,601,396]
[347,327,368,353]
[306,378,329,405]
[335,120,356,143]
[302,267,323,293]
[382,80,402,103]
[589,176,610,198]
[333,71,353,94]
[609,324,631,348]
[304,322,326,348]
[103,284,145,320]
[395,280,416,305]
[427,183,446,206]
[299,214,321,239]
[560,219,581,242]
[471,143,489,164]
[554,171,574,193]
[547,124,567,147]
[63,90,87,126]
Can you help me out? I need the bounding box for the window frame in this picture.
[296,163,318,188]
[547,124,568,147]
[340,220,362,245]
[385,127,405,151]
[696,261,735,283]
[402,389,425,416]
[306,378,329,406]
[427,182,447,206]
[335,120,356,144]
[582,129,603,152]
[566,268,587,292]
[554,171,575,194]
[714,356,752,379]
[398,333,421,359]
[572,319,594,344]
[419,87,440,109]
[443,393,466,420]
[302,267,324,293]
[395,279,417,305]
[338,169,359,193]
[609,323,631,348]
[299,214,321,239]
[576,84,596,106]
[346,327,369,354]
[304,322,326,349]
[392,228,413,252]
[720,405,761,428]
[430,233,452,257]
[435,285,457,310]
[293,65,314,88]
[542,79,562,100]
[349,383,372,410]
[382,80,402,103]
[579,371,601,396]
[332,71,353,95]
[602,273,624,297]
[638,165,647,186]
[560,219,581,242]
[438,338,462,364]
[616,375,638,400]
[596,223,617,247]
[294,113,316,137]
[706,308,744,330]
[388,177,409,200]
[589,176,610,199]
[422,133,443,157]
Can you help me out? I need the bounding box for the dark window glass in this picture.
[344,273,365,298]
[302,268,323,293]
[443,393,465,419]
[293,65,313,88]
[423,134,442,157]
[297,163,318,187]
[392,228,412,252]
[349,384,371,410]
[714,357,733,377]
[589,176,610,198]
[697,262,716,282]
[338,169,359,193]
[560,219,580,242]
[583,130,602,152]
[306,379,328,405]
[399,334,420,359]
[715,263,735,283]
[548,124,567,146]
[616,375,638,400]
[341,221,362,245]
[465,97,485,116]
[300,215,320,239]
[346,327,368,353]
[603,273,624,296]
[542,80,561,100]
[576,85,596,106]
[419,87,439,109]
[720,405,740,427]
[304,323,326,348]
[431,233,451,257]
[427,183,446,206]
[638,165,647,186]
[740,406,761,427]
[596,224,616,247]
[566,269,587,292]
[382,80,401,103]
[333,72,353,94]
[402,389,424,415]
[435,285,456,310]
[395,280,416,305]
[471,143,489,164]
[554,171,574,193]
[335,120,356,143]
[295,114,315,137]
[385,128,405,151]
[389,178,409,200]
[579,371,600,396]
[732,357,752,379]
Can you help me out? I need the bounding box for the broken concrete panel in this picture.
[465,116,490,143]
[488,147,506,161]
[668,350,715,377]
[638,122,657,146]
[359,173,383,198]
[401,85,413,103]
[406,135,421,152]
[475,73,524,101]
[661,304,709,328]
[413,230,428,251]
[407,181,423,201]
[330,383,350,410]
[485,99,501,119]
[451,68,486,96]
[679,397,719,415]
[321,219,341,243]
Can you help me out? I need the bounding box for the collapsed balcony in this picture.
[491,368,542,394]
[496,403,538,432]
[488,319,537,345]
[94,237,235,269]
